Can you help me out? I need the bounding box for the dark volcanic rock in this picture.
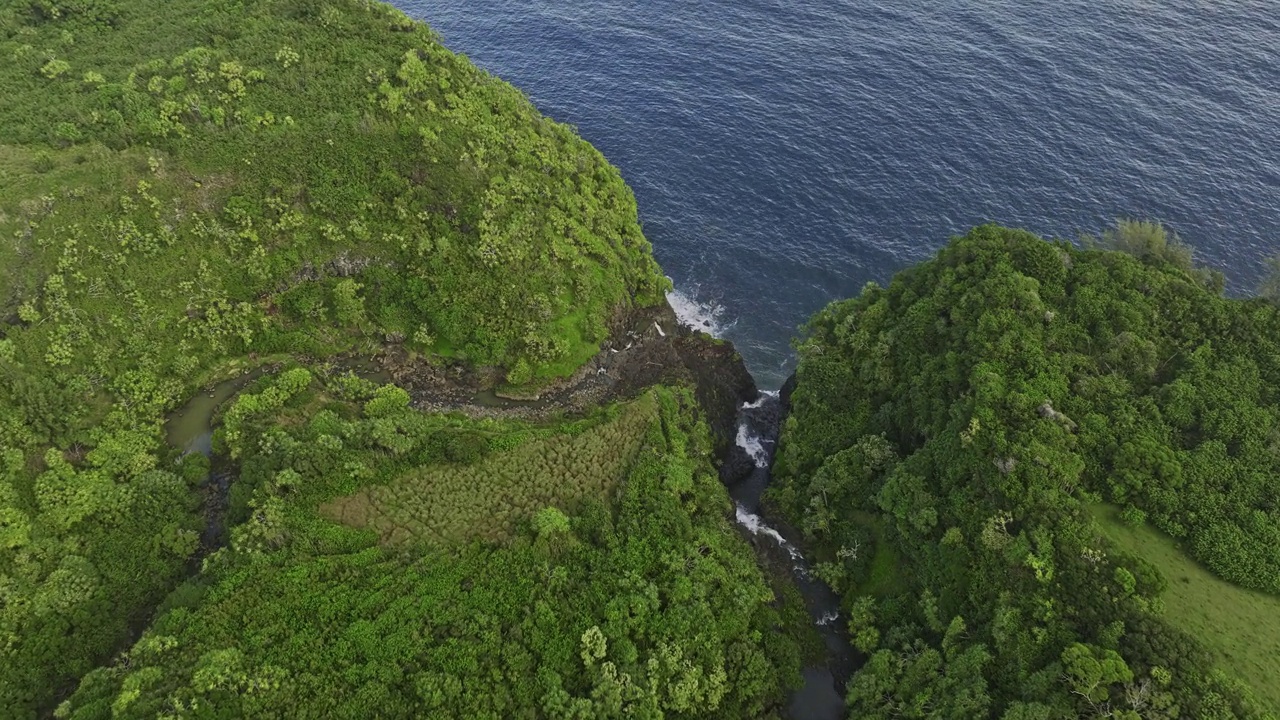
[385,298,758,462]
[779,371,798,416]
[719,443,756,485]
[601,301,758,458]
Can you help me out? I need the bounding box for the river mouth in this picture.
[727,391,853,720]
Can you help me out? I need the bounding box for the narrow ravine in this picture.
[165,370,265,556]
[165,362,389,555]
[668,293,854,717]
[725,391,852,720]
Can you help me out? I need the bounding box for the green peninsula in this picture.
[0,1,805,716]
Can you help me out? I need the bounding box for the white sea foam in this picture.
[742,390,780,410]
[667,286,733,338]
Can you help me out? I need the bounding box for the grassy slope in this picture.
[320,392,658,546]
[1093,504,1280,712]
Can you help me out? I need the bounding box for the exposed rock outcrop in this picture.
[379,298,758,460]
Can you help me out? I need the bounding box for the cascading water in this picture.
[671,295,851,719]
[727,391,850,720]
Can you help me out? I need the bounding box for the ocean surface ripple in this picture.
[399,0,1280,388]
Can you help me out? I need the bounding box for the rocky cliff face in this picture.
[605,301,759,459]
[385,298,758,462]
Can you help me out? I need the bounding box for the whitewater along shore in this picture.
[375,298,758,457]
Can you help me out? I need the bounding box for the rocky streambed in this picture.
[383,300,759,455]
[160,297,849,718]
[724,388,854,720]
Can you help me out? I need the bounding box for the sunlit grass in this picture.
[848,511,906,599]
[1093,504,1280,711]
[321,391,659,546]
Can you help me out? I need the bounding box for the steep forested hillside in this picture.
[0,0,689,714]
[771,223,1280,718]
[59,374,808,718]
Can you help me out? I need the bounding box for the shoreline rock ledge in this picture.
[385,298,759,461]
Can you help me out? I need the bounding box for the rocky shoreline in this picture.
[376,299,759,457]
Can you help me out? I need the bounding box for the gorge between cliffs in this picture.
[161,294,855,720]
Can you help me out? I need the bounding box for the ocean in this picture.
[395,0,1280,388]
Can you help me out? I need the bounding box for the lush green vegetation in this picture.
[0,0,666,383]
[0,0,670,712]
[1092,504,1280,711]
[59,374,807,718]
[10,0,1280,716]
[771,223,1280,718]
[319,389,659,547]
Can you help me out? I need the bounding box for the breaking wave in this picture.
[742,389,780,410]
[667,286,734,338]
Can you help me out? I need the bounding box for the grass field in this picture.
[1092,504,1280,711]
[850,510,907,598]
[320,391,659,546]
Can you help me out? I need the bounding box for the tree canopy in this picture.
[59,377,810,719]
[0,0,669,713]
[771,224,1280,717]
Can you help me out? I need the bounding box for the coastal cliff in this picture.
[0,1,810,714]
[384,298,758,461]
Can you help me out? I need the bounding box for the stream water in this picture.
[165,371,265,552]
[161,358,848,716]
[164,370,263,456]
[727,391,852,720]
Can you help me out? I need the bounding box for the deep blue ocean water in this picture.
[396,0,1280,388]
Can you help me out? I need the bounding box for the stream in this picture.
[165,370,263,456]
[164,363,391,552]
[162,364,852,717]
[165,370,267,553]
[727,391,852,720]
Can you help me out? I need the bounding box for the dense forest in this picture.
[58,374,811,718]
[5,0,1280,718]
[771,223,1280,718]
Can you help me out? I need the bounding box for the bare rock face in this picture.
[719,444,756,485]
[602,301,759,458]
[383,298,758,462]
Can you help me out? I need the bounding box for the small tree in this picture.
[1097,220,1192,270]
[1061,643,1134,713]
[533,506,571,540]
[41,59,71,80]
[1092,219,1222,291]
[332,279,366,327]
